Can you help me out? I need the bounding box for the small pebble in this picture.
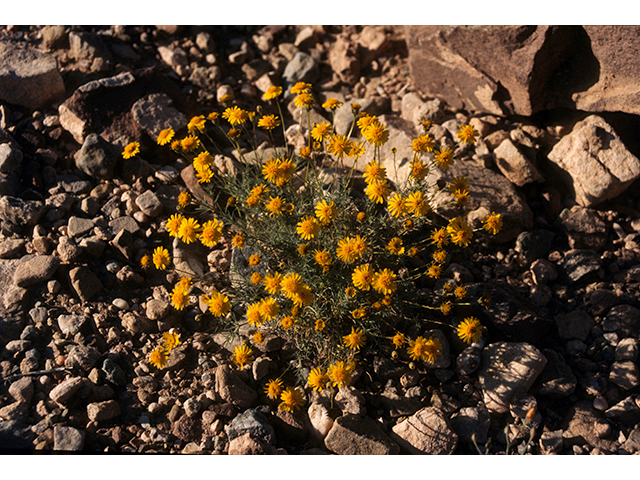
[593,396,608,411]
[112,298,129,310]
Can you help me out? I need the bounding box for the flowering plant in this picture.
[130,82,502,411]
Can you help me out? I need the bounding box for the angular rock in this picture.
[57,314,87,336]
[67,216,95,239]
[225,408,275,445]
[327,35,360,85]
[608,361,640,390]
[87,400,121,422]
[282,51,318,88]
[171,413,202,443]
[562,400,615,451]
[13,255,60,287]
[478,341,547,414]
[0,238,26,259]
[215,365,257,410]
[558,249,603,284]
[554,310,594,341]
[49,377,86,405]
[0,196,45,227]
[0,40,65,108]
[75,133,118,179]
[604,396,640,424]
[135,190,163,217]
[547,115,640,206]
[131,93,187,143]
[559,206,608,250]
[493,138,543,186]
[602,304,640,338]
[227,432,275,454]
[0,143,22,173]
[325,414,399,455]
[391,407,458,454]
[8,377,34,404]
[64,344,101,372]
[69,266,103,302]
[53,426,85,451]
[449,406,490,444]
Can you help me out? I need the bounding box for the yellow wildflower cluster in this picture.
[137,80,502,396]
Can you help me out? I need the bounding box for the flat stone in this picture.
[0,40,65,108]
[87,400,121,422]
[0,238,26,259]
[493,138,543,186]
[478,341,547,414]
[554,309,594,341]
[49,376,86,405]
[57,314,87,336]
[0,196,44,226]
[131,92,187,143]
[8,377,34,404]
[69,266,103,302]
[135,190,163,217]
[391,407,458,454]
[53,426,85,451]
[603,305,640,338]
[66,216,95,238]
[609,361,640,390]
[325,413,399,455]
[13,255,60,287]
[215,365,257,410]
[75,133,118,179]
[558,249,603,283]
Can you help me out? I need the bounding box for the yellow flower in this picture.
[222,106,249,125]
[365,180,389,204]
[455,285,467,299]
[152,246,171,270]
[162,331,181,352]
[263,272,283,295]
[196,165,214,183]
[280,315,295,330]
[248,253,261,266]
[326,134,352,159]
[296,215,320,241]
[456,124,478,145]
[157,128,175,146]
[348,141,366,159]
[322,98,343,110]
[308,368,329,391]
[433,146,455,171]
[352,264,374,291]
[328,361,353,389]
[166,213,185,237]
[206,291,232,317]
[171,285,189,311]
[336,236,358,263]
[440,301,453,315]
[352,307,366,319]
[265,195,287,217]
[447,217,473,247]
[294,92,314,110]
[357,114,377,131]
[207,112,220,123]
[448,175,469,194]
[410,158,429,181]
[297,242,309,257]
[178,191,191,209]
[433,249,448,264]
[280,272,303,298]
[246,194,260,208]
[343,327,366,351]
[233,344,254,369]
[311,121,333,142]
[251,184,270,197]
[356,211,366,222]
[140,254,152,270]
[411,133,435,153]
[392,332,406,349]
[363,160,387,184]
[405,190,431,217]
[149,347,168,369]
[482,212,503,235]
[290,285,313,308]
[246,302,264,326]
[387,193,407,218]
[362,121,389,146]
[176,276,192,292]
[314,199,336,225]
[345,286,357,298]
[232,233,245,250]
[427,262,442,279]
[264,378,283,399]
[180,135,200,152]
[290,82,311,94]
[253,331,264,344]
[187,115,206,134]
[386,237,405,255]
[407,336,442,362]
[193,151,214,174]
[263,86,283,100]
[122,141,140,159]
[250,272,263,285]
[451,188,470,207]
[275,158,296,186]
[313,249,332,269]
[177,217,201,244]
[200,219,224,247]
[279,386,305,413]
[258,297,280,320]
[430,227,450,249]
[257,114,280,130]
[314,319,325,331]
[372,268,398,295]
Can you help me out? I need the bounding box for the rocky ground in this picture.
[1,25,640,455]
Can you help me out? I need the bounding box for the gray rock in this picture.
[327,36,360,85]
[478,341,547,414]
[391,407,458,454]
[554,309,594,341]
[0,143,23,173]
[0,196,45,226]
[64,344,101,372]
[530,258,558,285]
[53,426,85,451]
[69,266,103,302]
[76,133,118,179]
[0,237,26,259]
[56,236,82,263]
[49,376,86,405]
[615,338,638,363]
[87,400,121,422]
[558,249,603,283]
[67,216,95,238]
[325,413,399,455]
[282,51,318,88]
[215,365,257,410]
[548,115,640,206]
[13,255,60,287]
[334,386,366,416]
[8,377,34,404]
[514,230,555,263]
[539,430,564,454]
[108,215,140,235]
[560,206,609,250]
[0,40,65,108]
[101,357,127,387]
[604,396,640,424]
[57,314,87,336]
[225,408,275,445]
[562,400,615,450]
[145,299,170,321]
[135,190,163,217]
